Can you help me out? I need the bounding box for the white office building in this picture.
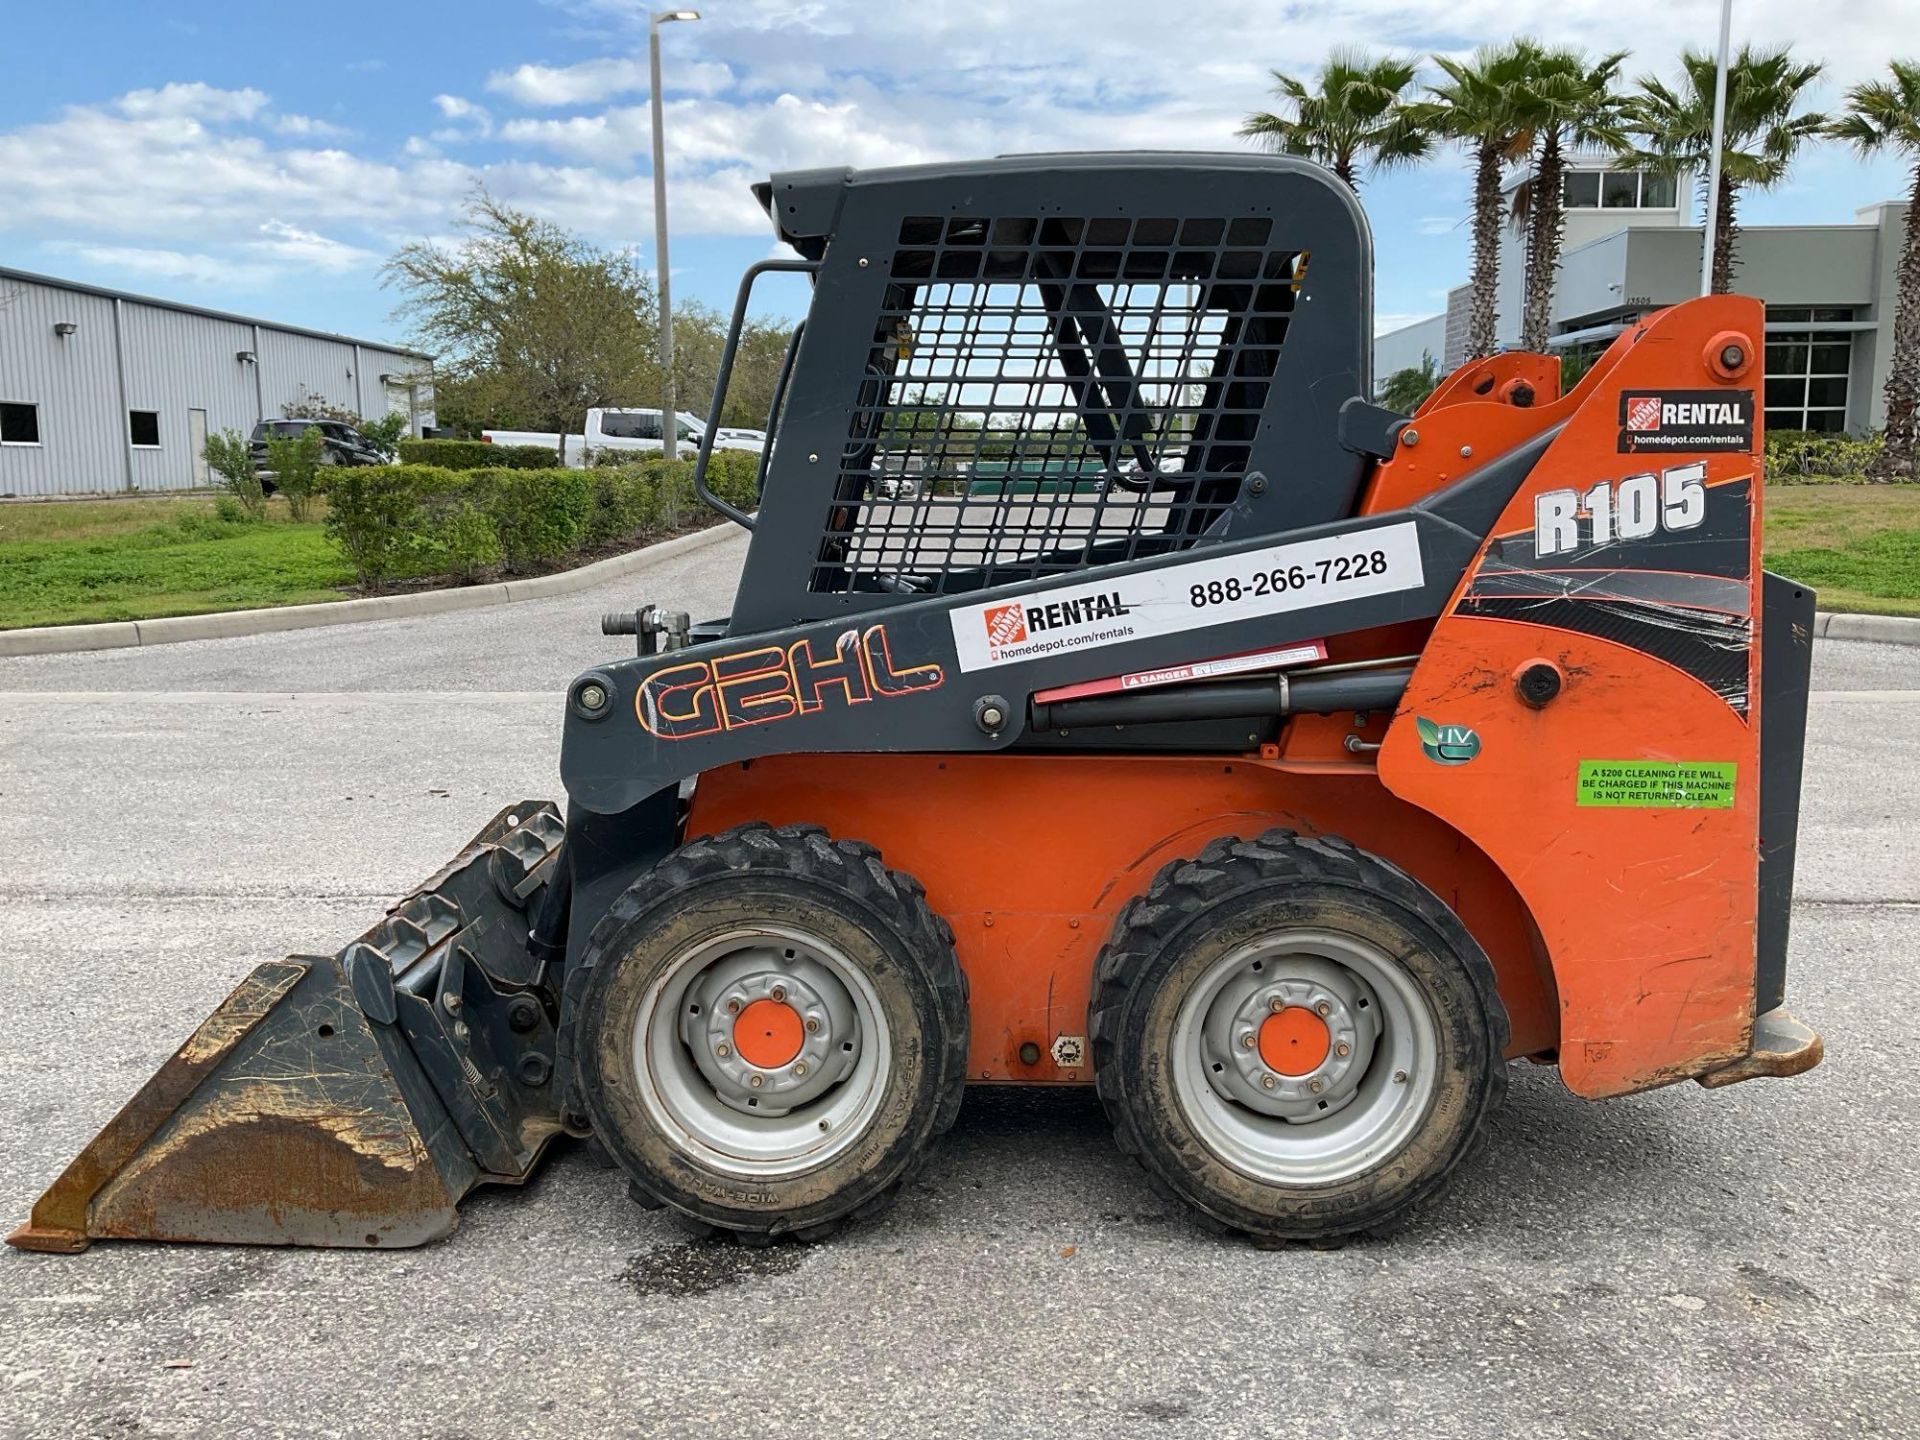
[1374,156,1910,436]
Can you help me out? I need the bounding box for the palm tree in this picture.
[1510,47,1631,352]
[1241,48,1432,191]
[1830,60,1920,476]
[1628,46,1825,296]
[1427,40,1542,359]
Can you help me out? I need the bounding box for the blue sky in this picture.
[1,0,1908,351]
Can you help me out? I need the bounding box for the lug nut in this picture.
[1268,996,1284,1013]
[716,1043,731,1059]
[804,1017,821,1034]
[749,1074,764,1088]
[793,1062,807,1078]
[1260,1074,1277,1090]
[1315,1001,1332,1017]
[1241,1033,1257,1050]
[1335,1042,1351,1058]
[771,986,787,1003]
[726,998,741,1015]
[1308,1078,1324,1094]
[1393,1069,1408,1084]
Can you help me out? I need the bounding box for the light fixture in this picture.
[236,349,258,365]
[655,8,700,20]
[53,322,77,338]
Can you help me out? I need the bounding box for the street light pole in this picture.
[649,8,700,461]
[1699,0,1735,296]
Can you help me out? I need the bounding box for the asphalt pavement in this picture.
[0,532,1915,1439]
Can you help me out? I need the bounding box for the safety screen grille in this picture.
[811,214,1304,595]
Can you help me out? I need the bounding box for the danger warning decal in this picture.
[1617,390,1753,454]
[949,522,1424,672]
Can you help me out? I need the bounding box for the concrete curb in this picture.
[0,522,739,658]
[1813,611,1920,646]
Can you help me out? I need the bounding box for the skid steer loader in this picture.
[12,152,1822,1252]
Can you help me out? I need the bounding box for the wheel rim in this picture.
[630,925,892,1180]
[1169,928,1440,1186]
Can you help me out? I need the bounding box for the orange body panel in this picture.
[687,754,1558,1083]
[1378,296,1767,1098]
[686,297,1771,1102]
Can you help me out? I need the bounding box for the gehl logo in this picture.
[637,624,943,739]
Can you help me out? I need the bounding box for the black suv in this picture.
[250,419,384,489]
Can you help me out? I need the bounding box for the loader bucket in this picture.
[9,802,570,1253]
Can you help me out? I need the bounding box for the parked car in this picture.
[250,418,383,492]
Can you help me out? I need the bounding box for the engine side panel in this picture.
[1378,296,1770,1099]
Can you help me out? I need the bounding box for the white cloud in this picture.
[3,2,1909,324]
[271,113,351,139]
[431,94,493,140]
[253,220,380,272]
[486,55,734,106]
[117,82,268,124]
[54,243,276,289]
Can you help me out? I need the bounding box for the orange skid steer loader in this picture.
[12,152,1821,1252]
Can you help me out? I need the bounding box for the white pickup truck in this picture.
[481,409,764,468]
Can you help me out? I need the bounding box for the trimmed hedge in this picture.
[395,438,560,470]
[321,451,763,589]
[1766,428,1885,484]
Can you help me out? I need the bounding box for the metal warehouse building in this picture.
[0,266,434,497]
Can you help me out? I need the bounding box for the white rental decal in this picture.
[948,521,1425,672]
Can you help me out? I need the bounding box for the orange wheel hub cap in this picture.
[1258,1006,1331,1076]
[734,998,804,1069]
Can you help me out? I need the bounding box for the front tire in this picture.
[1089,831,1508,1243]
[577,823,968,1241]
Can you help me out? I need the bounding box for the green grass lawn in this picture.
[0,482,1916,631]
[1763,485,1920,618]
[0,496,354,630]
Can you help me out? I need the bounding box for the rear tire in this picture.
[577,823,968,1241]
[1089,831,1507,1243]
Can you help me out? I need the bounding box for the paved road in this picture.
[1,539,1915,1439]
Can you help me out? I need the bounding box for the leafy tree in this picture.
[667,302,799,430]
[1510,47,1631,352]
[358,410,411,459]
[1380,353,1442,413]
[384,189,662,447]
[1830,60,1920,476]
[1627,46,1825,295]
[282,391,361,424]
[1241,49,1432,191]
[202,427,267,518]
[1426,40,1542,359]
[263,428,324,522]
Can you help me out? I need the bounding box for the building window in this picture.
[1765,316,1853,434]
[0,402,40,446]
[129,410,161,448]
[1560,170,1680,211]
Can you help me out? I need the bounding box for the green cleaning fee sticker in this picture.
[1577,760,1737,808]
